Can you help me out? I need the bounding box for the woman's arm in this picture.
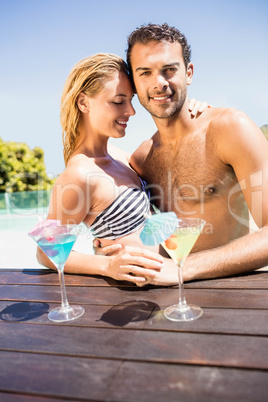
[37,164,164,285]
[37,244,163,285]
[188,98,212,117]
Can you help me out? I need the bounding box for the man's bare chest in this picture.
[142,138,236,208]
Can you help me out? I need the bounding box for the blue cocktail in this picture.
[29,221,85,322]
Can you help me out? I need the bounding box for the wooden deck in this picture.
[1,268,268,401]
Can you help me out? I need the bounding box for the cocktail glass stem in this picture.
[58,264,70,309]
[177,259,187,309]
[164,255,202,321]
[49,261,84,322]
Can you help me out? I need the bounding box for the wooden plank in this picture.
[0,393,68,402]
[1,268,268,288]
[1,322,268,369]
[0,351,267,401]
[0,269,129,287]
[0,351,121,401]
[0,300,153,329]
[145,307,268,335]
[188,270,268,289]
[1,301,268,335]
[1,284,268,309]
[108,361,268,402]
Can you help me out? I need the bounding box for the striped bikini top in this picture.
[90,179,150,240]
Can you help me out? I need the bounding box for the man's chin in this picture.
[150,108,181,120]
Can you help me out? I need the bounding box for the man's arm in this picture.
[185,109,268,281]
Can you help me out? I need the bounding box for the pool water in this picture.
[0,213,46,231]
[0,213,47,268]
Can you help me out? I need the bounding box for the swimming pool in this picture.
[1,211,46,230]
[0,212,48,268]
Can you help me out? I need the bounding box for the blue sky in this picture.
[0,0,267,176]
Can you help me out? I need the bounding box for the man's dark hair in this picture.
[126,23,191,75]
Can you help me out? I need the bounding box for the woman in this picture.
[37,53,207,285]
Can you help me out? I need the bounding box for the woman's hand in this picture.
[100,244,163,285]
[188,98,212,117]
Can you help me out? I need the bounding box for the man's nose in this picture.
[154,74,169,91]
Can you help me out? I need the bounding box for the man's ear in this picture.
[186,63,194,86]
[77,92,89,113]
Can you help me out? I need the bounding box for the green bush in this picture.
[0,193,6,209]
[260,125,268,140]
[0,137,56,193]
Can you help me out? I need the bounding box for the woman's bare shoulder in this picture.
[57,154,100,187]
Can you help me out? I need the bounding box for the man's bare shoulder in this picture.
[108,143,130,165]
[206,107,268,164]
[207,107,256,133]
[129,136,156,175]
[132,137,154,158]
[130,131,160,172]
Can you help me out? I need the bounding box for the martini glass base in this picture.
[48,305,85,322]
[164,303,203,322]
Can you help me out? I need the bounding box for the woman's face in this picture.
[87,71,135,139]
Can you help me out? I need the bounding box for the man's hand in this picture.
[100,244,163,285]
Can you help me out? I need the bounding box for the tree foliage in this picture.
[0,137,56,193]
[260,124,268,140]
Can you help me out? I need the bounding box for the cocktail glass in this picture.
[162,218,206,322]
[28,221,85,322]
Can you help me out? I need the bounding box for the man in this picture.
[126,23,268,283]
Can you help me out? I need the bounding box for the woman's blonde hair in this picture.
[60,53,129,165]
